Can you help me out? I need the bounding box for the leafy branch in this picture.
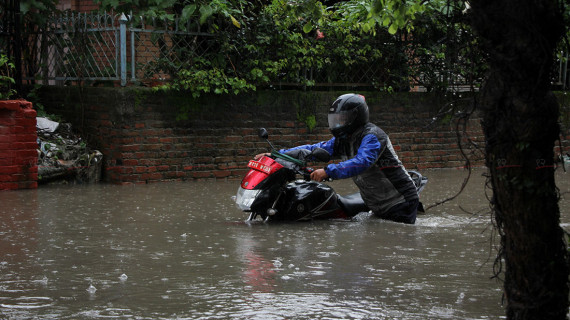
[0,54,16,100]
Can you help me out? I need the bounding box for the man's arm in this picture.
[279,138,335,155]
[324,134,381,179]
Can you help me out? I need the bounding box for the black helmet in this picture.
[328,93,369,138]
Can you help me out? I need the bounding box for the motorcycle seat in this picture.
[337,192,370,216]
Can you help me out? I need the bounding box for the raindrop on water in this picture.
[456,292,465,304]
[87,284,97,294]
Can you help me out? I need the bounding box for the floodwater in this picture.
[1,168,569,320]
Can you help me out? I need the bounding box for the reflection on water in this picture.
[1,168,568,319]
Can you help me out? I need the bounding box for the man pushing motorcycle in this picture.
[255,93,419,224]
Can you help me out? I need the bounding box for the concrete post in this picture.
[119,13,128,86]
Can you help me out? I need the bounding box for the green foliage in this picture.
[405,1,486,93]
[20,0,58,22]
[300,114,317,131]
[162,66,255,98]
[227,0,411,90]
[140,0,412,106]
[0,54,16,100]
[149,48,255,100]
[85,0,486,97]
[94,0,249,29]
[25,0,488,108]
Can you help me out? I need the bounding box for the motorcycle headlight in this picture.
[235,187,261,211]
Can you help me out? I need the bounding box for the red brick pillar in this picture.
[0,100,38,190]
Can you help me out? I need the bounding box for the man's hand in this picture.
[254,153,270,160]
[310,168,329,182]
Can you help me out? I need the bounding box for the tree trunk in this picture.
[469,0,569,319]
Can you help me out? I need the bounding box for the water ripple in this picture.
[0,296,54,309]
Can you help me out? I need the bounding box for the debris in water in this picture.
[119,274,128,281]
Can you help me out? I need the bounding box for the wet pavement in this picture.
[1,167,568,319]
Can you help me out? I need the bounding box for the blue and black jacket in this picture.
[281,123,418,215]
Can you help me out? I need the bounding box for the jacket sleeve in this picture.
[324,134,381,179]
[279,138,335,155]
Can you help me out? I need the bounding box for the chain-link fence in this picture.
[20,11,215,86]
[23,11,120,85]
[14,10,416,89]
[129,16,217,84]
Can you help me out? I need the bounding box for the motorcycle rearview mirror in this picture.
[311,148,331,162]
[258,128,269,140]
[258,127,276,150]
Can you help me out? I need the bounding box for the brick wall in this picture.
[58,0,99,12]
[35,87,569,184]
[0,100,38,190]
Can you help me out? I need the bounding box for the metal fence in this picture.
[22,11,215,86]
[24,11,120,84]
[18,10,412,89]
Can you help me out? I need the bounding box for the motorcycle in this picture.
[234,128,428,222]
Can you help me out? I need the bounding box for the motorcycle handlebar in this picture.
[302,167,333,182]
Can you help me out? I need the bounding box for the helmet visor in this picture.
[328,112,353,131]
